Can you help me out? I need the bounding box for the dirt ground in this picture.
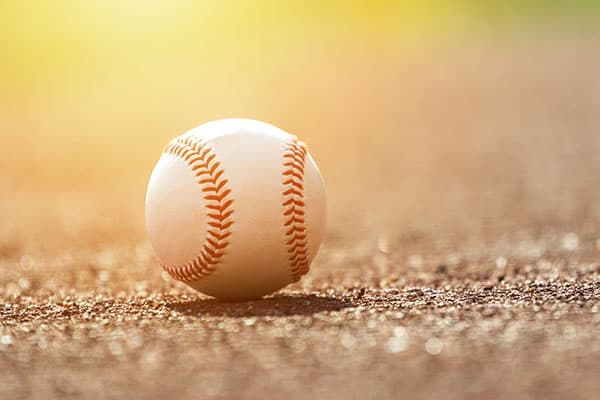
[1,34,600,399]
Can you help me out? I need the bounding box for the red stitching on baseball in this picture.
[282,137,310,282]
[160,136,234,282]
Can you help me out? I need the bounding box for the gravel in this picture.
[1,228,599,400]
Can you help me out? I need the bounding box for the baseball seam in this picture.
[282,137,310,282]
[160,136,234,282]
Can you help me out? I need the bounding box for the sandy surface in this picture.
[2,229,599,400]
[1,35,600,399]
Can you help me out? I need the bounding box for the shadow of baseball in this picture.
[167,292,354,317]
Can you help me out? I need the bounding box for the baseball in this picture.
[145,118,327,300]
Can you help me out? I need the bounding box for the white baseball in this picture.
[145,119,327,300]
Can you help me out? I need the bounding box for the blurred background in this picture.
[1,0,599,259]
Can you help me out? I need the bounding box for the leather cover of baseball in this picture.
[145,119,326,300]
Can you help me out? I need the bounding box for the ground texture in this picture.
[1,35,600,399]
